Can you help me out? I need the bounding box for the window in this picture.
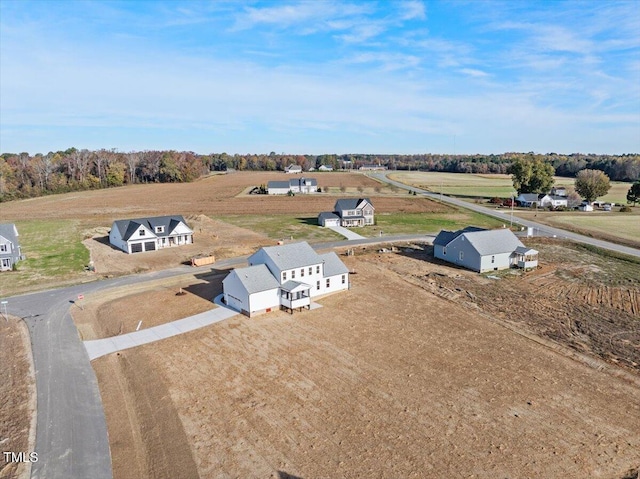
[139,229,145,236]
[0,244,6,252]
[442,247,447,256]
[317,281,320,290]
[301,268,305,277]
[155,226,164,234]
[326,278,330,288]
[282,271,287,281]
[459,251,464,260]
[342,275,346,284]
[316,266,320,274]
[292,270,296,279]
[309,267,312,275]
[491,255,495,263]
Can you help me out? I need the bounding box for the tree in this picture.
[575,169,611,202]
[627,181,640,206]
[508,157,555,194]
[106,162,126,187]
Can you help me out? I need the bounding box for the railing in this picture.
[281,296,310,309]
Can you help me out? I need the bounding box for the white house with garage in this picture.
[433,227,538,272]
[285,164,303,174]
[109,215,193,254]
[318,198,375,227]
[223,241,349,317]
[268,177,319,195]
[0,223,24,271]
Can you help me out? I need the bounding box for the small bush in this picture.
[489,197,503,204]
[620,205,632,212]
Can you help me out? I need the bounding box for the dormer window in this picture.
[155,226,165,234]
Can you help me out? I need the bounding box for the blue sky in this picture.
[1,0,639,155]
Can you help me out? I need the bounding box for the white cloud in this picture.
[399,1,426,21]
[459,68,488,78]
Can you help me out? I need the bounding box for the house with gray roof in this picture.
[223,241,349,317]
[109,215,193,254]
[285,164,303,174]
[268,177,318,195]
[318,198,374,227]
[433,227,538,272]
[516,193,568,208]
[0,223,23,271]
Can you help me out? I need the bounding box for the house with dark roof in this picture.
[267,177,318,195]
[0,223,23,271]
[109,215,193,254]
[223,241,349,317]
[433,227,538,272]
[318,198,374,227]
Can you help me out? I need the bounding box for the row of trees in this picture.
[0,148,638,202]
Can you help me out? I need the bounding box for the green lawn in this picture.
[217,215,344,242]
[0,219,90,296]
[360,211,506,237]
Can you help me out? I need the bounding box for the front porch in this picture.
[279,281,311,314]
[341,217,365,227]
[514,246,539,269]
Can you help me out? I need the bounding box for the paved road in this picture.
[369,172,640,259]
[5,233,433,479]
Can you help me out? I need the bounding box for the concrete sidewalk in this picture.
[84,295,239,360]
[327,225,366,240]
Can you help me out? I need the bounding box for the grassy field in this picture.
[0,220,91,296]
[389,171,633,204]
[361,211,506,237]
[217,215,344,242]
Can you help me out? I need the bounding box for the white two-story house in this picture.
[267,177,318,195]
[109,215,194,254]
[319,198,375,227]
[0,223,23,271]
[223,241,349,317]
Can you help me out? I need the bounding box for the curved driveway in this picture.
[370,172,640,259]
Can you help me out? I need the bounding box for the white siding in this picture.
[478,252,512,272]
[318,274,349,296]
[223,272,249,313]
[248,289,280,315]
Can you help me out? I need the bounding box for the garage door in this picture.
[131,243,143,253]
[144,241,156,251]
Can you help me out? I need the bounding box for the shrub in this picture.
[489,197,503,204]
[620,205,632,212]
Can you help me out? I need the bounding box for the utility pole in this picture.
[510,193,514,228]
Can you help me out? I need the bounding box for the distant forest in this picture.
[0,148,638,202]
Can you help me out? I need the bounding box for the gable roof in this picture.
[113,215,191,241]
[250,241,323,272]
[0,223,19,246]
[334,198,373,211]
[319,252,349,277]
[462,229,524,255]
[517,193,539,202]
[228,264,280,294]
[285,164,302,171]
[268,180,291,189]
[318,212,339,220]
[433,226,485,246]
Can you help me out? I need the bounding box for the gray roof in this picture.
[0,223,19,246]
[286,164,302,171]
[517,194,540,202]
[320,252,349,277]
[548,195,567,201]
[514,246,538,255]
[433,226,485,246]
[463,229,525,255]
[334,198,373,211]
[113,215,190,241]
[268,180,291,189]
[250,241,323,271]
[280,280,311,292]
[318,212,339,220]
[228,264,280,294]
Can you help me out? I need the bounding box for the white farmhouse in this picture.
[268,177,319,195]
[285,164,303,174]
[109,215,193,254]
[433,227,538,272]
[223,241,349,317]
[0,223,23,271]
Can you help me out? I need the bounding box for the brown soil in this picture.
[92,252,640,479]
[0,317,36,479]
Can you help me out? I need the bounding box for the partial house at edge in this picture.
[0,223,24,271]
[223,241,349,317]
[318,198,375,227]
[109,215,193,254]
[433,227,538,273]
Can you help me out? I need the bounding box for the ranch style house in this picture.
[268,177,319,195]
[109,215,194,254]
[318,198,375,227]
[285,164,303,174]
[223,241,349,317]
[0,223,24,271]
[516,193,568,208]
[433,227,538,273]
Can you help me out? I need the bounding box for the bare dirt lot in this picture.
[0,317,36,479]
[89,247,640,479]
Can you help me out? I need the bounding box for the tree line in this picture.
[0,148,638,202]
